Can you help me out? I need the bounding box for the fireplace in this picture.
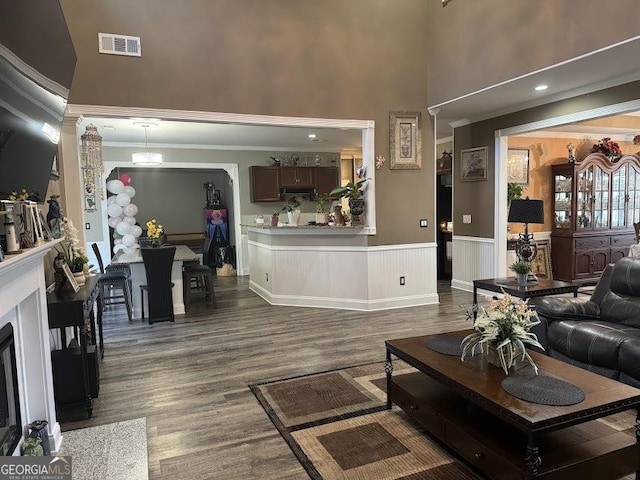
[0,240,63,455]
[0,323,21,456]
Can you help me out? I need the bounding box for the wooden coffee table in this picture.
[385,331,640,480]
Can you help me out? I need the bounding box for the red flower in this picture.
[590,137,622,158]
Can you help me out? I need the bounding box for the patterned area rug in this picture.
[250,363,478,480]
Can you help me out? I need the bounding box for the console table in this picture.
[386,332,640,479]
[46,275,102,418]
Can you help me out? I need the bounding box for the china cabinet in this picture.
[551,153,640,284]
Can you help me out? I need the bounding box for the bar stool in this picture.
[91,243,133,321]
[183,263,216,313]
[140,246,176,324]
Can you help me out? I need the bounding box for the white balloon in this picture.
[122,203,138,217]
[107,195,116,205]
[114,238,122,245]
[123,186,136,198]
[130,225,143,238]
[107,203,123,218]
[113,243,126,254]
[116,222,132,236]
[122,234,135,247]
[123,216,137,226]
[115,193,131,206]
[123,246,138,255]
[108,216,122,228]
[106,179,125,195]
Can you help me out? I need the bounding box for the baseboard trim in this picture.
[249,281,439,311]
[451,279,473,293]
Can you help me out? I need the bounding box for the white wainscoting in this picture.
[451,236,495,293]
[248,241,438,311]
[239,234,250,276]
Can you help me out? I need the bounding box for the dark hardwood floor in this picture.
[58,278,474,479]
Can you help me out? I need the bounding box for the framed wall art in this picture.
[507,148,530,185]
[61,262,80,293]
[389,111,422,170]
[460,146,488,181]
[530,239,552,279]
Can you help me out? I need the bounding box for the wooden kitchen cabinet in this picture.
[279,167,313,187]
[313,167,339,197]
[250,166,281,202]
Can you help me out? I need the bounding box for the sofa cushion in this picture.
[533,297,600,322]
[549,349,619,380]
[548,321,640,371]
[599,291,640,328]
[618,338,640,384]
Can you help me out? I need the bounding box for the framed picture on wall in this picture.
[389,111,422,170]
[460,146,488,181]
[507,148,530,184]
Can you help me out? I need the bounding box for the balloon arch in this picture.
[105,174,142,260]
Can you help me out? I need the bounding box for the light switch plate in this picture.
[463,215,472,224]
[419,219,428,228]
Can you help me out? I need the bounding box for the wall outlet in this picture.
[400,276,405,286]
[462,214,472,224]
[419,219,428,228]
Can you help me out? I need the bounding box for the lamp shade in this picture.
[508,199,544,224]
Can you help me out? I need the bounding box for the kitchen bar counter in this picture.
[244,224,373,236]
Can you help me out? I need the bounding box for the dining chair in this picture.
[182,236,217,312]
[634,222,640,243]
[140,246,176,324]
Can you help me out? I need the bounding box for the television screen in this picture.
[0,53,67,202]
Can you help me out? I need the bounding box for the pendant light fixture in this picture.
[132,122,162,165]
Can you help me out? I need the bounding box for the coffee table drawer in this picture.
[390,381,444,438]
[445,422,522,480]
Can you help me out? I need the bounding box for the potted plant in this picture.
[315,195,329,224]
[509,260,531,286]
[271,211,280,227]
[329,177,368,225]
[590,137,622,162]
[281,196,301,226]
[461,293,543,375]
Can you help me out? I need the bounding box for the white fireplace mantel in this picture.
[0,239,63,455]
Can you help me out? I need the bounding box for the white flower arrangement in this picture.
[461,293,543,374]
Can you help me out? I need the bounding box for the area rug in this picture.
[58,417,148,480]
[250,363,478,480]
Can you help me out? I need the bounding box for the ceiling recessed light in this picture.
[535,84,548,91]
[308,134,317,139]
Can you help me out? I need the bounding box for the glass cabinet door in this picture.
[576,166,593,230]
[593,166,609,229]
[553,173,572,229]
[611,166,626,228]
[629,164,640,225]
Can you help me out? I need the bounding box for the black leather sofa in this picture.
[532,256,640,388]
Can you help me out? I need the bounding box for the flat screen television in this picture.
[0,51,68,202]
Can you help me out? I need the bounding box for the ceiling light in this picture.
[132,124,162,165]
[534,84,548,91]
[308,134,317,139]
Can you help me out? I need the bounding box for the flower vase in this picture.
[348,198,365,225]
[73,271,86,287]
[516,273,528,286]
[271,215,279,227]
[287,210,301,226]
[486,345,526,374]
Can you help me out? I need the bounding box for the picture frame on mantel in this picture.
[460,146,488,181]
[389,111,422,170]
[507,148,530,185]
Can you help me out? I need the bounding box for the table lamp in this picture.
[508,198,544,279]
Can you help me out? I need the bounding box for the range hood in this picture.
[280,186,316,195]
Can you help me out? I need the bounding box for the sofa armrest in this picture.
[529,297,600,353]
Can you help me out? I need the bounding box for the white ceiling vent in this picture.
[98,33,141,57]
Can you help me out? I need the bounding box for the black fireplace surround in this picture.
[0,323,21,456]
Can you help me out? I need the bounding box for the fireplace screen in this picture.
[0,323,21,456]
